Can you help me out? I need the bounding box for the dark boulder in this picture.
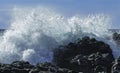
[11,61,34,69]
[112,32,120,46]
[53,36,114,73]
[113,32,120,41]
[112,57,120,73]
[0,36,116,73]
[0,61,78,73]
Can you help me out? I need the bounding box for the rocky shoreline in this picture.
[0,61,78,73]
[0,36,120,73]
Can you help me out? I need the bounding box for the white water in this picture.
[0,7,119,64]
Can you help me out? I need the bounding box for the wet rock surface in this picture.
[53,36,114,73]
[0,61,78,73]
[112,56,120,73]
[0,36,119,73]
[113,32,120,41]
[113,32,120,46]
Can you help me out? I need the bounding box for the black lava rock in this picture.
[113,32,120,46]
[0,36,117,73]
[11,61,34,69]
[53,36,114,73]
[0,61,78,73]
[113,32,120,41]
[112,56,120,73]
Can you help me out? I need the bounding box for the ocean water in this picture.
[0,7,119,64]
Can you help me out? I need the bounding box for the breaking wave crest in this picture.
[0,7,117,64]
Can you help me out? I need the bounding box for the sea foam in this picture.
[0,7,118,64]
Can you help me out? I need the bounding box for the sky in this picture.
[0,0,120,29]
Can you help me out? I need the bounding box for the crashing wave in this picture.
[0,7,118,64]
